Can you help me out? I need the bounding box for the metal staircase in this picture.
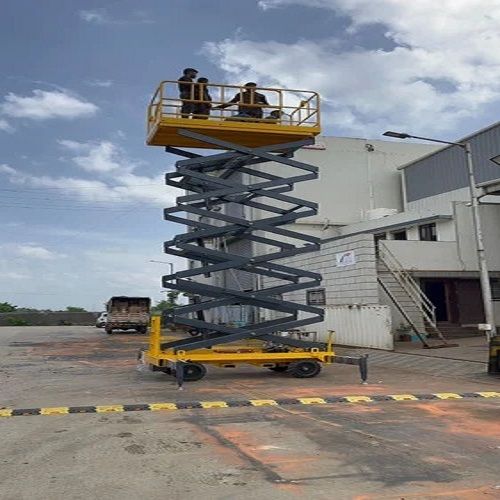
[377,241,448,345]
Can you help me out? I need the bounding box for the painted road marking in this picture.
[345,396,373,403]
[389,394,419,401]
[297,397,327,405]
[0,391,498,418]
[434,393,463,400]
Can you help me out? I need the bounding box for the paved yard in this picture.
[1,326,499,499]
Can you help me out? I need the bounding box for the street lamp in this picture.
[383,131,497,345]
[148,260,175,276]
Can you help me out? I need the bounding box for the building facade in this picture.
[267,124,500,346]
[190,125,500,348]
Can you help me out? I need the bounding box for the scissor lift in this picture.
[143,81,368,386]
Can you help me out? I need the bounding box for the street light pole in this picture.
[464,142,497,338]
[148,260,174,276]
[383,131,498,343]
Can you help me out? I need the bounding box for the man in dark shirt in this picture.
[178,68,198,118]
[193,77,212,119]
[215,82,268,120]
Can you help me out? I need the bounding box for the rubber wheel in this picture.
[182,362,207,382]
[269,364,289,373]
[137,327,147,335]
[105,328,113,335]
[289,360,321,378]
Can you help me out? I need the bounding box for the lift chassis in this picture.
[143,317,368,386]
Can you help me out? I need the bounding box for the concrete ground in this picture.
[1,326,499,500]
[395,335,489,363]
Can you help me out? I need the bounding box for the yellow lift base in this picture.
[146,81,321,149]
[141,318,367,386]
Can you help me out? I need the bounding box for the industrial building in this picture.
[260,122,500,349]
[196,122,500,350]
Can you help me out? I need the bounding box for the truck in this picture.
[104,296,151,335]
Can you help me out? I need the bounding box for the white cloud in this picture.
[0,138,177,207]
[86,79,113,88]
[79,8,153,25]
[0,164,173,206]
[79,9,108,24]
[0,118,13,132]
[58,140,122,172]
[0,164,17,175]
[12,244,61,260]
[206,0,500,136]
[0,240,182,310]
[1,89,98,120]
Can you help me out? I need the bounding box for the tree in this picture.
[151,292,181,314]
[66,306,87,312]
[0,302,17,313]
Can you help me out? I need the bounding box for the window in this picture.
[491,280,500,301]
[306,289,326,306]
[392,230,407,240]
[419,223,437,241]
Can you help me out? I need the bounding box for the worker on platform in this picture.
[214,82,268,120]
[193,77,212,119]
[178,67,198,118]
[265,110,283,123]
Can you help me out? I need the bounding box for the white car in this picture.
[96,312,108,328]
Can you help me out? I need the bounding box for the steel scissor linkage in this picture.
[163,130,323,351]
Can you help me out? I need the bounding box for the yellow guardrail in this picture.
[147,80,320,132]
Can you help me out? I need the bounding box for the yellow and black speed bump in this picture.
[1,391,499,418]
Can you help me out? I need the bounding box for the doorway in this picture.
[422,280,449,322]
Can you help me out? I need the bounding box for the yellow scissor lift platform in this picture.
[143,80,367,387]
[143,317,338,383]
[146,81,321,149]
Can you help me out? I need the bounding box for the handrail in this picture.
[150,81,319,105]
[378,241,437,326]
[381,252,436,325]
[147,80,320,133]
[380,244,436,316]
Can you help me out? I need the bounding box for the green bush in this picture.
[7,317,29,326]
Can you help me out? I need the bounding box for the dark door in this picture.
[422,280,448,322]
[456,280,485,324]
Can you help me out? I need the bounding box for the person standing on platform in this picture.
[193,77,212,119]
[178,68,198,118]
[214,82,268,120]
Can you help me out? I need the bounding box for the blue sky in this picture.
[1,0,500,309]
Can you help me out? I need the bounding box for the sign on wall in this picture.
[336,250,356,267]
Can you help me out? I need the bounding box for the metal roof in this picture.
[397,120,500,170]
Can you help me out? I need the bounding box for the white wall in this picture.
[263,233,379,307]
[382,240,463,271]
[406,187,469,213]
[255,137,437,228]
[455,202,500,271]
[379,202,500,273]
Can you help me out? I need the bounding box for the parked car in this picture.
[105,296,151,334]
[96,312,108,328]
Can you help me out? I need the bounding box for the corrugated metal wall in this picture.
[209,170,257,324]
[224,238,255,291]
[404,123,500,202]
[312,305,393,350]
